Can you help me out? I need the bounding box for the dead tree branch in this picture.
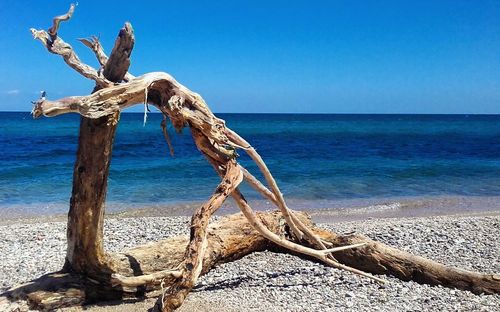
[30,4,111,88]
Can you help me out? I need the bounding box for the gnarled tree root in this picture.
[1,211,498,311]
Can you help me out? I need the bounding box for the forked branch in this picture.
[78,36,108,67]
[30,3,111,87]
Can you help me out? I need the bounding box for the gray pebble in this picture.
[0,214,499,312]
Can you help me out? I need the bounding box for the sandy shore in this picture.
[1,210,499,311]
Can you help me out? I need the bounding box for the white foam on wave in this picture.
[334,202,403,215]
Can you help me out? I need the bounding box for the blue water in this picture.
[1,112,500,216]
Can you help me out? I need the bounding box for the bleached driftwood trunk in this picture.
[64,23,134,278]
[0,4,498,312]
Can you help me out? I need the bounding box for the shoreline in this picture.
[2,195,499,226]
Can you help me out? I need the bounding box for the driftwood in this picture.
[1,4,498,312]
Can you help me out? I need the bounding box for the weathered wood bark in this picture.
[64,113,120,276]
[62,21,134,275]
[1,212,498,311]
[4,4,496,312]
[316,228,500,295]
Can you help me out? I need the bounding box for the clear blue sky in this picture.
[0,1,498,113]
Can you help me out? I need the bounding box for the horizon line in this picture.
[0,111,499,116]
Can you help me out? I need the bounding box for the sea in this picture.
[1,112,499,218]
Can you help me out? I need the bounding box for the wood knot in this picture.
[168,95,185,112]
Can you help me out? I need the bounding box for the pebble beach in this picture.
[1,210,499,312]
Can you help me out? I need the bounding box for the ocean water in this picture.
[1,112,499,217]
